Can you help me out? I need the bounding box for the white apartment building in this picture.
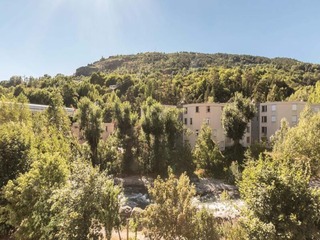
[259,101,320,141]
[182,103,251,150]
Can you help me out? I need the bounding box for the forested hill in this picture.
[71,52,320,105]
[75,52,304,76]
[1,52,320,109]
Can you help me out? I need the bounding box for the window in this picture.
[205,118,210,124]
[207,106,210,113]
[105,126,108,132]
[246,136,250,144]
[271,105,276,111]
[195,129,199,136]
[271,116,276,122]
[184,118,187,125]
[195,106,199,113]
[292,115,297,123]
[292,104,297,111]
[262,105,267,112]
[262,116,267,123]
[246,126,250,133]
[190,118,193,125]
[184,107,188,114]
[262,127,267,135]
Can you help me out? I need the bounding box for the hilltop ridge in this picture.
[75,52,303,76]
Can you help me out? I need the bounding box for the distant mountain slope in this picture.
[75,52,302,76]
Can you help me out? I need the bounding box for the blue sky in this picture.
[1,0,320,80]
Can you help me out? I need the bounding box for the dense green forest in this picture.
[1,52,320,239]
[1,52,320,111]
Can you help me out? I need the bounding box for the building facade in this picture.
[182,103,251,150]
[182,101,320,150]
[258,101,320,141]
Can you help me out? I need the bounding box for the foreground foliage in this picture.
[3,153,69,239]
[193,123,224,177]
[239,157,320,239]
[143,169,219,240]
[272,110,320,176]
[50,161,121,240]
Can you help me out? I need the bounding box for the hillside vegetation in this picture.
[76,52,302,76]
[1,52,320,110]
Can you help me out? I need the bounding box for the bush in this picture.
[225,161,241,184]
[238,156,320,239]
[143,169,220,240]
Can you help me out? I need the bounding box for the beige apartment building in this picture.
[259,101,320,141]
[182,103,251,150]
[182,101,320,150]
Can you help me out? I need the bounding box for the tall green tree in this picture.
[77,97,102,166]
[140,99,189,174]
[192,123,224,176]
[0,122,34,188]
[113,100,138,173]
[47,91,71,133]
[163,107,183,152]
[97,135,122,174]
[141,97,165,173]
[60,82,78,107]
[308,81,320,103]
[163,107,193,174]
[222,92,256,145]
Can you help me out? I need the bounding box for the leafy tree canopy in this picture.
[239,156,320,239]
[222,92,256,145]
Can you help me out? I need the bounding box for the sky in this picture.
[1,0,320,80]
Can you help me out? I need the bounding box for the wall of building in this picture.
[182,101,320,150]
[259,101,320,142]
[182,103,251,150]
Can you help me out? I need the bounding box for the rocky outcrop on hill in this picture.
[75,66,99,76]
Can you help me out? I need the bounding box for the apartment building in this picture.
[182,103,251,150]
[259,101,320,141]
[182,101,320,150]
